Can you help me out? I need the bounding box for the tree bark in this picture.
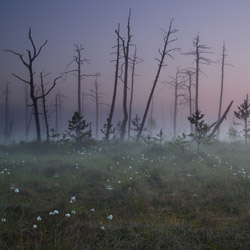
[120,9,132,141]
[105,24,120,141]
[137,19,178,142]
[217,42,226,139]
[209,100,233,139]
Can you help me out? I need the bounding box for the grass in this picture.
[1,141,250,249]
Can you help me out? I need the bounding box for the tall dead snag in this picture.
[24,86,33,141]
[40,72,51,141]
[54,91,65,134]
[137,19,179,142]
[3,82,13,143]
[217,42,231,139]
[4,28,61,142]
[105,24,121,141]
[64,44,97,115]
[184,34,213,112]
[128,45,142,140]
[168,68,185,140]
[183,69,195,133]
[89,75,107,140]
[118,9,132,141]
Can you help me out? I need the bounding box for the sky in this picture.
[1,0,250,140]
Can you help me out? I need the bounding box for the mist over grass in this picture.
[1,140,250,249]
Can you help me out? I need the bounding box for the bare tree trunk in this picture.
[150,97,154,136]
[217,42,226,139]
[4,82,10,144]
[185,34,213,114]
[137,20,178,142]
[4,28,61,142]
[187,72,193,134]
[168,68,185,140]
[245,94,248,144]
[25,86,29,141]
[76,47,82,115]
[173,81,177,140]
[105,24,120,141]
[90,76,106,140]
[119,9,132,141]
[40,72,50,141]
[55,93,58,133]
[128,45,137,140]
[195,36,200,112]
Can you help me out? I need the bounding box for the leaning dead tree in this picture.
[137,19,179,142]
[63,44,98,116]
[105,24,121,141]
[209,100,233,139]
[184,34,213,112]
[118,9,133,141]
[4,28,61,142]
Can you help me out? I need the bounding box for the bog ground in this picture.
[1,141,250,249]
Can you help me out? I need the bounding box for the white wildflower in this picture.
[107,214,113,220]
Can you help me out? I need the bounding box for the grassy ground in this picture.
[1,141,250,249]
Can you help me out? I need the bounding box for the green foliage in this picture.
[101,118,116,141]
[188,110,210,153]
[66,112,92,147]
[130,115,145,141]
[168,133,190,153]
[2,141,250,249]
[234,95,250,143]
[50,128,60,141]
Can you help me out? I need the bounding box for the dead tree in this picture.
[209,100,233,139]
[89,75,107,140]
[181,69,195,134]
[63,44,98,116]
[217,42,232,139]
[147,96,157,136]
[137,19,179,141]
[105,24,121,141]
[184,34,213,112]
[24,85,33,141]
[40,72,51,141]
[118,9,133,141]
[2,82,13,143]
[168,68,186,140]
[127,45,143,140]
[4,28,61,142]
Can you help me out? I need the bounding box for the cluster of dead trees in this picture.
[2,10,238,144]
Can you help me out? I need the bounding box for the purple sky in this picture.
[1,0,250,138]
